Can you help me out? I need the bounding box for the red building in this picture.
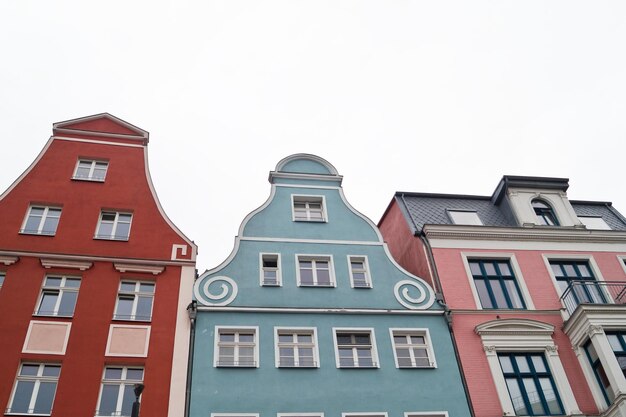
[0,114,196,417]
[379,176,626,417]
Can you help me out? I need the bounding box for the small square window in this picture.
[579,216,611,230]
[296,255,335,287]
[95,211,132,240]
[21,206,62,235]
[333,329,378,368]
[215,327,258,367]
[95,366,143,417]
[292,195,326,222]
[7,363,61,415]
[73,159,109,182]
[275,328,319,368]
[348,256,371,288]
[35,275,81,317]
[390,329,436,368]
[448,210,482,225]
[260,254,281,286]
[113,281,154,321]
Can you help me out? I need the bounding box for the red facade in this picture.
[0,114,196,417]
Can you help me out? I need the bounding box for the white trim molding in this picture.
[114,263,164,275]
[273,326,320,368]
[105,324,151,357]
[389,327,437,369]
[22,320,72,355]
[475,318,581,416]
[41,258,93,271]
[332,327,380,369]
[213,326,260,368]
[0,255,19,265]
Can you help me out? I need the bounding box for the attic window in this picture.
[73,159,109,182]
[532,200,559,226]
[448,210,482,225]
[579,216,611,230]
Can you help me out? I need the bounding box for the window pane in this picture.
[317,269,331,285]
[38,292,59,314]
[239,333,254,343]
[126,368,144,381]
[24,214,42,232]
[551,264,563,277]
[398,357,412,367]
[121,385,136,416]
[115,297,134,319]
[523,377,545,415]
[499,356,514,373]
[33,381,56,414]
[45,277,62,287]
[139,283,155,293]
[298,334,312,343]
[120,282,136,292]
[608,335,623,352]
[115,222,131,239]
[300,269,313,285]
[42,365,61,377]
[410,335,425,344]
[483,263,496,275]
[278,334,293,343]
[219,333,235,342]
[515,356,530,373]
[539,378,562,415]
[58,291,78,315]
[504,280,524,308]
[42,216,60,234]
[98,222,114,237]
[11,380,35,413]
[98,385,119,415]
[474,279,493,308]
[505,378,528,415]
[104,368,123,380]
[354,334,371,345]
[469,262,482,275]
[136,296,153,320]
[490,280,508,308]
[498,262,512,276]
[531,355,546,373]
[65,278,81,288]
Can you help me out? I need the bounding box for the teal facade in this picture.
[190,154,471,417]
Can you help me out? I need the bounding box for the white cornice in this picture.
[0,255,19,265]
[0,250,194,267]
[196,306,444,315]
[563,304,626,346]
[423,224,626,243]
[268,171,343,184]
[41,258,93,271]
[114,263,165,275]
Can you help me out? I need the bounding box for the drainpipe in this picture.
[184,299,197,417]
[419,231,476,417]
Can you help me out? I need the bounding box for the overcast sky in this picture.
[1,1,625,271]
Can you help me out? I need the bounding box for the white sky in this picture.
[1,1,625,271]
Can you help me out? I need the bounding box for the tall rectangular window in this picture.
[0,272,5,289]
[35,275,81,317]
[334,329,378,368]
[276,329,318,368]
[585,340,613,404]
[95,211,132,240]
[21,206,62,235]
[73,159,109,181]
[498,353,564,416]
[96,367,143,417]
[348,256,371,288]
[114,281,154,321]
[8,363,60,415]
[297,256,334,287]
[292,195,326,222]
[390,329,435,368]
[215,327,257,367]
[260,254,281,286]
[549,260,605,304]
[469,259,525,309]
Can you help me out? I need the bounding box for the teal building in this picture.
[189,154,472,417]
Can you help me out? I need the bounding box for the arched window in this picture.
[532,199,559,226]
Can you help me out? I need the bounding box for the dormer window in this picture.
[292,195,326,222]
[448,210,482,225]
[579,216,611,230]
[532,200,559,226]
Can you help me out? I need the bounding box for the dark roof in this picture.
[393,192,626,234]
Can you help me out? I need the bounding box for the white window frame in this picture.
[113,280,155,321]
[7,363,61,415]
[291,194,327,222]
[72,159,109,182]
[274,327,320,368]
[279,413,324,417]
[460,252,534,310]
[476,319,581,416]
[95,366,144,417]
[342,412,388,417]
[260,253,282,286]
[214,326,260,368]
[578,216,611,230]
[542,253,606,307]
[447,210,483,225]
[295,254,336,287]
[94,211,133,241]
[347,255,372,288]
[34,275,81,317]
[20,206,62,236]
[404,413,449,417]
[332,327,379,368]
[389,328,437,369]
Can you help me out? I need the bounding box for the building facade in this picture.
[0,114,196,417]
[190,154,472,417]
[379,176,626,417]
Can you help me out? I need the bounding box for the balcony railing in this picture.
[560,280,626,315]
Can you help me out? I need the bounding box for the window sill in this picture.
[19,231,56,237]
[397,365,436,369]
[293,219,327,223]
[352,285,372,289]
[32,313,73,319]
[94,236,129,242]
[71,177,105,182]
[112,317,152,323]
[298,284,336,288]
[5,413,51,416]
[261,283,281,287]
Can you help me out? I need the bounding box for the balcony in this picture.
[561,280,626,315]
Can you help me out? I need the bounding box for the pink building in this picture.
[379,176,626,417]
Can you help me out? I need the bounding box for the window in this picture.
[95,211,132,240]
[21,206,62,235]
[7,363,60,415]
[215,327,258,367]
[579,216,611,230]
[348,256,371,288]
[448,210,483,225]
[0,272,5,289]
[297,256,335,287]
[114,281,154,321]
[73,159,108,181]
[549,260,605,304]
[498,353,564,416]
[333,329,378,368]
[532,199,559,226]
[260,254,281,286]
[96,367,143,417]
[586,332,626,405]
[390,329,435,368]
[35,275,80,317]
[275,328,318,367]
[292,195,326,222]
[469,260,525,309]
